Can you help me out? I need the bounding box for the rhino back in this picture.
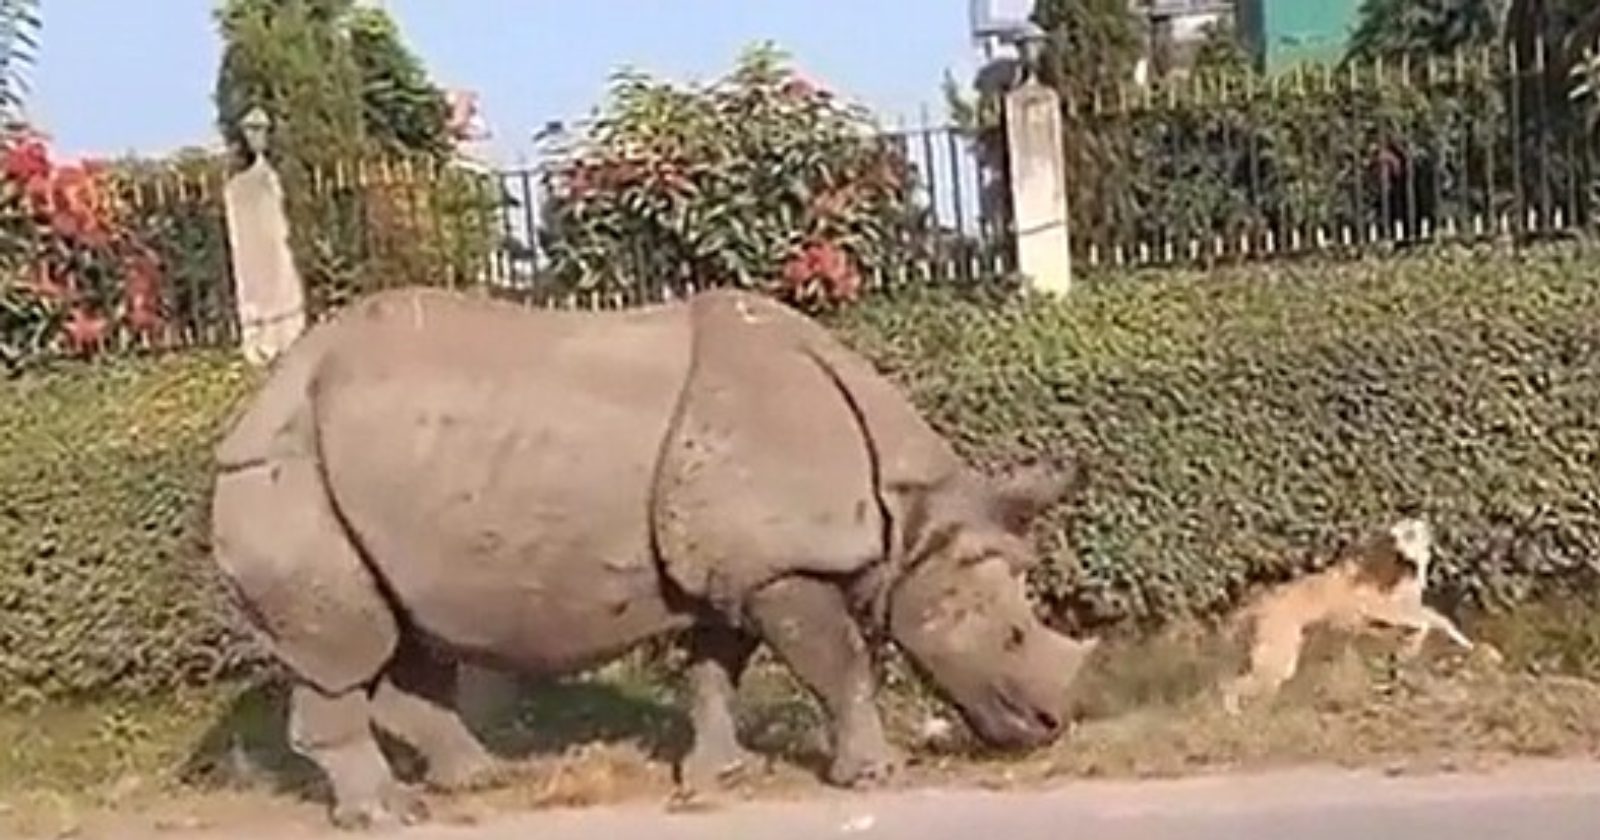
[308,289,696,672]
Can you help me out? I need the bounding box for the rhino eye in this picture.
[1005,625,1026,651]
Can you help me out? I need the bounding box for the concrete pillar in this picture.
[1003,77,1073,296]
[223,108,307,366]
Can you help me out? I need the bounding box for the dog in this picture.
[1219,517,1482,715]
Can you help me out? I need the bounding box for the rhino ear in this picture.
[990,455,1087,535]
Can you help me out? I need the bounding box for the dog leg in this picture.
[1365,600,1475,659]
[1223,618,1304,716]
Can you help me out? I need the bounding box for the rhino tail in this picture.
[214,316,344,470]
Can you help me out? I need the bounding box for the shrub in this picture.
[832,246,1600,631]
[0,353,262,706]
[7,245,1600,701]
[0,132,172,371]
[538,42,923,308]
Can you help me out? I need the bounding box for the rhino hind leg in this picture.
[369,640,506,793]
[747,577,902,788]
[679,625,762,792]
[289,686,428,830]
[212,459,415,828]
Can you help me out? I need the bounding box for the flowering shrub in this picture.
[539,44,922,308]
[0,130,166,370]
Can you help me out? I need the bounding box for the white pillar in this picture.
[223,108,307,366]
[1003,76,1073,296]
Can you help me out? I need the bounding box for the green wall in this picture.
[1239,0,1362,74]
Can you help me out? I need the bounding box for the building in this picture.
[1141,0,1235,79]
[1236,0,1362,75]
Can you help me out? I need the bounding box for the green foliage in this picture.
[0,0,40,126]
[213,0,367,169]
[348,6,452,158]
[102,150,236,344]
[11,248,1600,700]
[1345,0,1507,64]
[1032,0,1145,99]
[212,1,493,315]
[0,353,263,705]
[832,247,1600,631]
[538,42,923,307]
[1190,21,1254,77]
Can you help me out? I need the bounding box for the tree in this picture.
[1344,0,1507,64]
[348,6,452,158]
[0,0,41,127]
[213,0,367,169]
[1032,0,1145,101]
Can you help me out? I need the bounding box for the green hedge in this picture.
[832,247,1600,630]
[4,247,1600,701]
[0,353,263,705]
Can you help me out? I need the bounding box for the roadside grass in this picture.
[6,601,1600,837]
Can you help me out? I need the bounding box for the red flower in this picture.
[781,237,862,302]
[782,77,821,100]
[2,138,50,183]
[62,307,109,353]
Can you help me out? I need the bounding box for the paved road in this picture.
[179,760,1600,840]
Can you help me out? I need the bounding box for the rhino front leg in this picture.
[747,577,902,787]
[680,625,762,791]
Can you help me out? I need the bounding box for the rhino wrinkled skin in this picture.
[210,287,1098,829]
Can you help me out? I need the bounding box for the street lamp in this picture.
[968,0,1047,84]
[239,106,273,163]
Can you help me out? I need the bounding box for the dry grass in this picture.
[7,608,1600,837]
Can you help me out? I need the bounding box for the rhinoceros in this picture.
[210,287,1098,828]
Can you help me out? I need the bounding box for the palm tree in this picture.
[0,0,41,125]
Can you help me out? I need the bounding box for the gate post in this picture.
[223,107,308,365]
[1003,75,1073,296]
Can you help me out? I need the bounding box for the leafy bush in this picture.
[539,43,923,307]
[1,132,171,371]
[0,353,263,706]
[832,246,1600,631]
[7,246,1600,701]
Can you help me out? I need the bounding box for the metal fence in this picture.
[1064,41,1598,268]
[487,121,1007,299]
[0,121,1004,367]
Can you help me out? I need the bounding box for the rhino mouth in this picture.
[975,690,1062,749]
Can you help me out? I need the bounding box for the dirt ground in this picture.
[6,615,1600,839]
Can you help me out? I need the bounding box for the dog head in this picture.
[1352,516,1433,593]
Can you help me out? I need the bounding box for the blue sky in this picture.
[32,1,982,165]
